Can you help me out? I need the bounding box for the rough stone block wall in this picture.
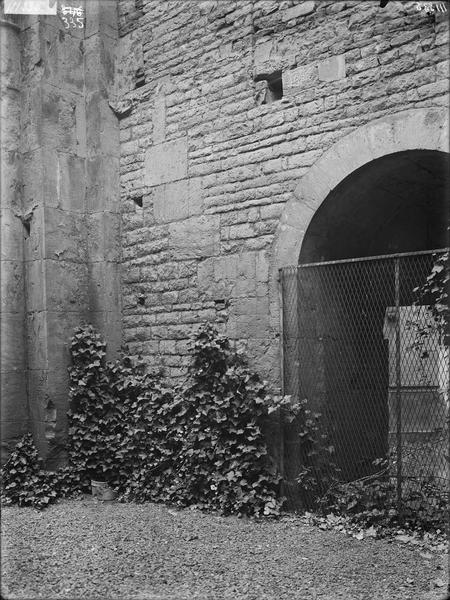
[119,0,449,390]
[0,7,28,460]
[117,0,449,387]
[0,1,121,465]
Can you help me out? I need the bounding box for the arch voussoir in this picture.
[272,107,448,274]
[268,107,449,332]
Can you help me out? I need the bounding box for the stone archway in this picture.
[270,107,449,500]
[269,107,449,327]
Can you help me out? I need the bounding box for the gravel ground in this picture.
[1,498,449,600]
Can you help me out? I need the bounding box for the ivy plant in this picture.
[414,250,449,345]
[0,434,57,509]
[2,324,287,516]
[320,463,448,533]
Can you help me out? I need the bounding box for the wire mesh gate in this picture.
[280,249,449,510]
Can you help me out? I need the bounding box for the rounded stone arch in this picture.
[268,108,448,494]
[271,107,448,275]
[268,107,449,329]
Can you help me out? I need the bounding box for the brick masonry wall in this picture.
[116,0,449,386]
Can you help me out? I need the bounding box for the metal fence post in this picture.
[279,270,285,399]
[394,257,402,511]
[278,270,285,481]
[447,404,450,596]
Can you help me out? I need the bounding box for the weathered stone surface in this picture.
[86,212,121,262]
[1,1,122,465]
[0,209,23,261]
[153,94,166,144]
[0,148,21,210]
[85,0,118,38]
[283,63,317,95]
[0,22,21,85]
[56,152,87,211]
[119,0,449,397]
[45,311,86,372]
[116,29,143,95]
[89,310,122,359]
[26,310,86,374]
[44,207,87,263]
[144,138,188,187]
[152,178,203,223]
[41,25,85,93]
[1,92,21,144]
[197,251,264,300]
[22,84,86,155]
[85,92,119,158]
[318,55,346,82]
[169,215,220,259]
[88,261,121,314]
[254,40,273,68]
[0,371,28,422]
[0,14,28,466]
[86,154,120,212]
[227,296,270,339]
[45,260,89,312]
[282,1,315,21]
[27,369,50,425]
[25,260,45,312]
[0,313,26,373]
[84,33,117,94]
[0,260,24,312]
[23,205,45,262]
[21,149,47,211]
[198,254,237,296]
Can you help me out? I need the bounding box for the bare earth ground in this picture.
[1,498,448,600]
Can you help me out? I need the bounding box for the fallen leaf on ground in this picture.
[395,534,414,544]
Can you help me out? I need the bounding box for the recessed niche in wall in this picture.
[135,67,145,89]
[21,217,31,238]
[214,298,228,310]
[254,70,283,104]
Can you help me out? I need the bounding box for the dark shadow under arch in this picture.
[299,149,449,264]
[283,150,449,497]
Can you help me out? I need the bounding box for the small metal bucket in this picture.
[91,480,117,501]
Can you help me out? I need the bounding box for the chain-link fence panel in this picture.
[280,249,449,512]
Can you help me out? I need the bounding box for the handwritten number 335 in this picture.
[61,15,84,28]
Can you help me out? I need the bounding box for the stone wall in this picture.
[0,0,121,465]
[0,6,28,461]
[1,0,448,464]
[116,0,449,385]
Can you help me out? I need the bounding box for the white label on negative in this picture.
[4,0,57,15]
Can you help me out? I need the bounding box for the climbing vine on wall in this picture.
[65,323,285,516]
[414,250,449,345]
[1,324,291,516]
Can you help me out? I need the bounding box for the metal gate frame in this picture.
[279,248,449,509]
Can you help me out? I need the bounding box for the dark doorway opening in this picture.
[299,150,449,264]
[281,150,449,509]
